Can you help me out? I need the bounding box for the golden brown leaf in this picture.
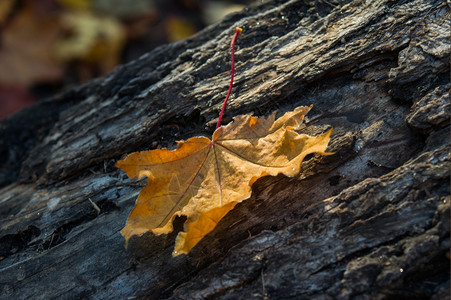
[116,105,332,256]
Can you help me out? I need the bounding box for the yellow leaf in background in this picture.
[166,16,198,42]
[117,105,332,256]
[57,0,91,11]
[55,11,124,73]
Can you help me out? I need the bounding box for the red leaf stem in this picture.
[216,27,242,129]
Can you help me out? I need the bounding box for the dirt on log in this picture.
[0,0,449,299]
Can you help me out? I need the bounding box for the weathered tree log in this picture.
[0,0,449,299]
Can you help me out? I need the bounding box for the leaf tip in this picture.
[325,127,333,139]
[115,159,123,169]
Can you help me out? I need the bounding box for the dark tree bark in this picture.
[0,0,449,299]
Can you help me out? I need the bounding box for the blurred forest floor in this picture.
[0,0,250,118]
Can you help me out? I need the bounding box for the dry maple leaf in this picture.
[116,105,332,256]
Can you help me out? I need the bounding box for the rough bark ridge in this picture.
[0,0,449,299]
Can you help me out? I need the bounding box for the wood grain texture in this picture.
[0,0,449,299]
